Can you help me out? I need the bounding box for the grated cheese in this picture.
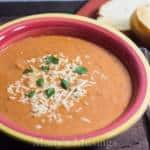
[80,117,91,123]
[35,124,42,129]
[85,55,90,59]
[84,101,89,106]
[75,107,82,113]
[7,53,96,123]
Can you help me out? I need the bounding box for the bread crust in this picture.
[130,6,150,47]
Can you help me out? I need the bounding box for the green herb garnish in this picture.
[45,55,59,64]
[74,66,88,74]
[44,88,55,98]
[61,79,70,90]
[36,78,44,87]
[23,67,33,74]
[25,90,35,98]
[40,65,49,72]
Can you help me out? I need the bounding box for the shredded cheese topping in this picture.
[7,53,95,124]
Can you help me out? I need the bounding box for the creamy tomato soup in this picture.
[0,35,132,136]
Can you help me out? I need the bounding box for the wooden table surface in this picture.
[0,1,150,149]
[1,117,150,150]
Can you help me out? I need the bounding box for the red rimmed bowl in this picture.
[0,14,150,147]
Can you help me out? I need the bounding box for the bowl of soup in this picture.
[0,14,149,147]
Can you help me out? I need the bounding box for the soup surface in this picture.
[0,35,132,136]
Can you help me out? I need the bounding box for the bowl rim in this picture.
[0,13,150,147]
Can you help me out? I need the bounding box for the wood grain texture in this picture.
[0,119,149,150]
[0,1,87,16]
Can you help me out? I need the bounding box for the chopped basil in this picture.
[36,78,44,87]
[23,67,33,74]
[40,65,49,72]
[44,88,55,98]
[61,79,70,90]
[45,55,59,64]
[74,66,88,74]
[25,90,35,98]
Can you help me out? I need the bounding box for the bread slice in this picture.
[131,5,150,46]
[137,5,150,29]
[98,0,150,31]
